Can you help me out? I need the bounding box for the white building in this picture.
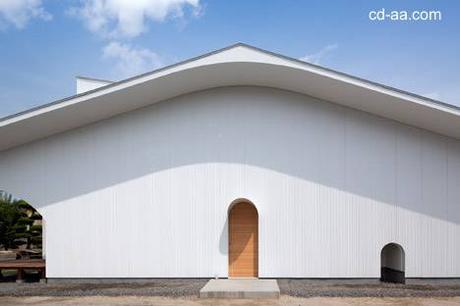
[0,44,459,281]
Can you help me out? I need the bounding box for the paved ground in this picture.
[1,296,460,306]
[200,279,279,298]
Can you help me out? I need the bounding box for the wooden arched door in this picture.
[228,201,258,277]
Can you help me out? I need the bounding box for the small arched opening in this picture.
[381,243,405,284]
[228,199,258,278]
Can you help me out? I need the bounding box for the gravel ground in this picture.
[0,279,208,297]
[278,279,460,297]
[0,279,459,298]
[1,296,460,306]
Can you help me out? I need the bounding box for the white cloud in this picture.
[300,44,338,65]
[71,0,201,38]
[0,0,51,29]
[103,41,163,78]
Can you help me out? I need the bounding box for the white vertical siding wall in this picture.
[0,86,459,278]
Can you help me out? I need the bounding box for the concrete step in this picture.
[199,279,280,299]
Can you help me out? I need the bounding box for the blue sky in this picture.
[0,0,459,118]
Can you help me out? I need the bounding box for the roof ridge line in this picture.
[1,42,459,124]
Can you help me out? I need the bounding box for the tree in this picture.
[17,200,43,249]
[0,191,42,250]
[0,193,22,250]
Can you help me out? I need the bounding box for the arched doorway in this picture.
[228,200,258,278]
[0,191,45,282]
[381,243,405,284]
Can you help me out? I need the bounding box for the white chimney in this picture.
[76,76,113,94]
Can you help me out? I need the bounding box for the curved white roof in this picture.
[1,43,459,151]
